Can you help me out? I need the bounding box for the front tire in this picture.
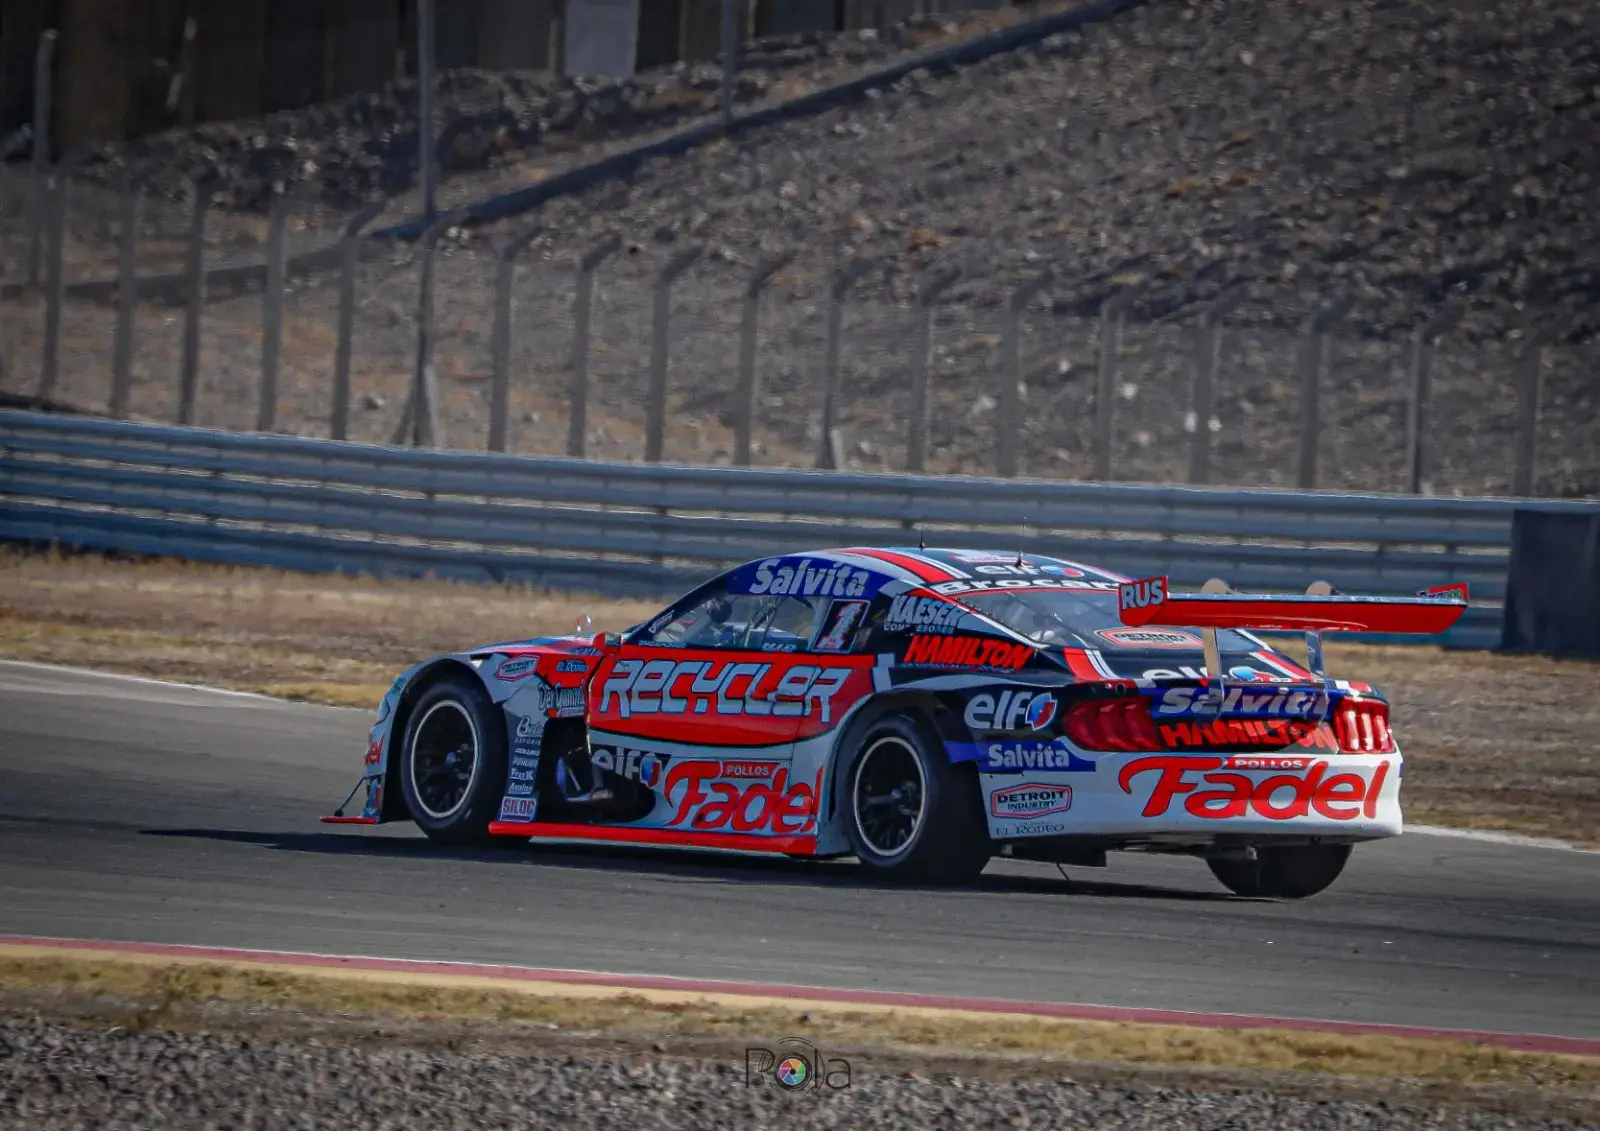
[839,713,989,884]
[1208,843,1352,898]
[399,675,508,845]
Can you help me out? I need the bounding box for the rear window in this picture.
[956,588,1259,652]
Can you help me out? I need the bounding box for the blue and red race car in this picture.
[326,547,1466,897]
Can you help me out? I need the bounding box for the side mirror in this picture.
[591,631,622,651]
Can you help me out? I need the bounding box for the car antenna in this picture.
[917,525,926,552]
[1016,514,1026,566]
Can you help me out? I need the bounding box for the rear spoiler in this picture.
[1117,576,1468,718]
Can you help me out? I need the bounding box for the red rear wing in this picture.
[1118,577,1468,635]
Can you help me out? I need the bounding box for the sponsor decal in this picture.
[499,796,537,821]
[598,659,854,723]
[1119,755,1391,821]
[884,594,965,635]
[962,738,1096,773]
[1155,686,1330,718]
[364,777,384,814]
[496,656,542,680]
[903,634,1032,671]
[1010,821,1065,836]
[740,557,878,599]
[1227,665,1280,683]
[963,690,1058,732]
[1097,628,1203,650]
[1118,577,1167,612]
[931,578,1120,596]
[1142,665,1292,683]
[1158,718,1340,752]
[590,746,671,788]
[662,760,815,834]
[556,658,590,673]
[991,782,1073,819]
[515,715,546,740]
[363,737,384,766]
[814,600,869,652]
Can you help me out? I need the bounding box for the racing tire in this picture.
[1207,843,1352,899]
[398,675,508,846]
[839,712,990,885]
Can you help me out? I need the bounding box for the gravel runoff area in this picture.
[2,0,1598,496]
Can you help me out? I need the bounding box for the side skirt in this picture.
[487,820,817,856]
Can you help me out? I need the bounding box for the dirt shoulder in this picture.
[0,550,1595,844]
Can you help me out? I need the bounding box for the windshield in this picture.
[957,588,1260,653]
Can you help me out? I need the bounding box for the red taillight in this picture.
[1334,700,1395,754]
[1063,699,1165,752]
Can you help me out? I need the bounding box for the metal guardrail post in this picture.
[721,0,740,133]
[177,177,217,426]
[417,0,438,220]
[329,201,386,441]
[646,246,704,464]
[26,30,57,290]
[394,207,469,448]
[109,166,150,420]
[906,265,960,474]
[1188,283,1249,486]
[256,188,291,432]
[488,222,544,453]
[817,258,872,470]
[36,152,83,406]
[998,269,1054,478]
[568,234,622,458]
[734,250,795,467]
[1512,326,1556,497]
[1092,289,1135,482]
[1294,295,1352,490]
[1403,302,1464,495]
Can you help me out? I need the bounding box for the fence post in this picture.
[998,269,1054,478]
[176,177,217,425]
[393,206,469,448]
[646,246,705,463]
[109,166,150,419]
[1294,295,1352,490]
[906,265,960,474]
[329,200,386,441]
[1092,289,1135,482]
[488,222,544,452]
[36,150,88,406]
[721,0,740,133]
[417,0,438,219]
[1512,326,1556,497]
[1188,283,1249,485]
[735,249,795,467]
[817,257,872,470]
[256,187,291,432]
[568,233,622,458]
[27,30,57,289]
[1403,302,1464,495]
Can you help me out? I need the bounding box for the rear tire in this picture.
[839,712,989,884]
[398,675,508,845]
[1208,843,1352,898]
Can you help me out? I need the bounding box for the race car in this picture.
[324,548,1467,898]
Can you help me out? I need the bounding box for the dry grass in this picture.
[0,549,1595,841]
[0,951,1595,1096]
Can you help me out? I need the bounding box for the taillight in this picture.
[1063,699,1165,752]
[1334,700,1395,754]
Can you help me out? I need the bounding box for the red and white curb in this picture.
[2,934,1595,1057]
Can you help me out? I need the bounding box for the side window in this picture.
[811,597,881,654]
[637,587,821,651]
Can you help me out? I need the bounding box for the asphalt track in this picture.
[1,660,1596,1040]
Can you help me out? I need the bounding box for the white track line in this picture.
[0,658,366,709]
[1407,825,1595,854]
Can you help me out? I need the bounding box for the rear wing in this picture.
[1117,576,1468,718]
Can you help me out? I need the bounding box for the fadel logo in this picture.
[1118,577,1167,612]
[904,635,1032,671]
[991,783,1073,819]
[1119,755,1390,821]
[964,690,1058,732]
[663,760,815,834]
[1097,627,1201,649]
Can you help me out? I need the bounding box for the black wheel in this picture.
[839,713,989,884]
[1208,843,1352,899]
[399,676,508,845]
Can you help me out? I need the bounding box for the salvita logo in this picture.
[991,783,1073,819]
[1156,686,1330,718]
[748,558,873,599]
[963,690,1059,732]
[979,740,1096,773]
[885,593,965,634]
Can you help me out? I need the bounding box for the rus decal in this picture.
[903,635,1032,671]
[1119,755,1390,821]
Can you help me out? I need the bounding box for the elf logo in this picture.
[963,690,1058,732]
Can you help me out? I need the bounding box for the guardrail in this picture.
[6,410,1598,649]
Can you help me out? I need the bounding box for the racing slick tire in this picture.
[398,675,508,846]
[1207,843,1352,899]
[840,712,990,884]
